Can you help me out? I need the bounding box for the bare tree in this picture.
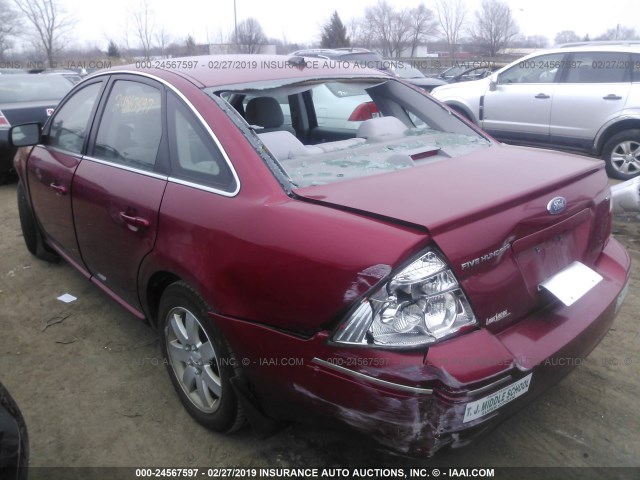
[155,28,171,58]
[596,25,639,41]
[469,0,518,56]
[13,0,75,67]
[0,0,20,61]
[363,1,436,57]
[554,30,580,45]
[407,4,438,57]
[348,18,374,50]
[365,0,396,56]
[512,34,548,48]
[233,18,266,54]
[133,0,154,60]
[435,0,467,59]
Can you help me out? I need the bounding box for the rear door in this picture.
[550,51,632,149]
[482,53,565,143]
[26,79,105,267]
[72,76,168,310]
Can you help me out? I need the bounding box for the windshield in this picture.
[211,78,490,188]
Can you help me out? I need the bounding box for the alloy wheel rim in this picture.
[165,307,222,413]
[611,140,640,175]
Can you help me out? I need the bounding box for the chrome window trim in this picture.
[84,70,241,198]
[167,176,238,195]
[46,146,83,160]
[83,155,169,181]
[311,357,433,395]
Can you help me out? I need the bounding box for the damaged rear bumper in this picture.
[215,238,630,457]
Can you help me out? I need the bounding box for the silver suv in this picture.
[432,43,640,179]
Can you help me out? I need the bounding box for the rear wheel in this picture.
[17,183,59,262]
[159,282,245,432]
[602,130,640,180]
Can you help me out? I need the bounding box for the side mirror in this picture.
[9,123,41,147]
[489,74,498,91]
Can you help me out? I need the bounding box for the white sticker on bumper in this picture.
[463,373,533,423]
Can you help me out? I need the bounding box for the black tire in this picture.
[159,282,245,433]
[16,183,59,262]
[602,129,640,180]
[0,382,29,480]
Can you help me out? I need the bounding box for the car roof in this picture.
[103,55,386,89]
[539,44,640,54]
[0,73,70,81]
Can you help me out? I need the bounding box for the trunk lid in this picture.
[294,144,612,330]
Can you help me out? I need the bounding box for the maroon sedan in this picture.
[10,55,630,457]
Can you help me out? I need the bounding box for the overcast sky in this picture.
[61,0,637,50]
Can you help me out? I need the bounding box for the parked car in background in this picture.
[0,74,72,183]
[432,64,503,83]
[290,47,387,69]
[0,382,28,480]
[229,82,379,131]
[28,68,85,85]
[432,44,640,180]
[292,48,446,91]
[11,55,630,457]
[446,64,504,83]
[611,176,640,213]
[387,63,447,91]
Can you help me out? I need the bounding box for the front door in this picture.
[72,77,167,310]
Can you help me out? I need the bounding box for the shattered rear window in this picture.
[209,78,491,187]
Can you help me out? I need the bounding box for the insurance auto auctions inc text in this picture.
[252,468,495,477]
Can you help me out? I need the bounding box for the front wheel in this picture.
[159,282,245,433]
[602,130,640,180]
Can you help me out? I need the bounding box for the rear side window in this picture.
[563,52,631,83]
[93,80,162,171]
[167,92,237,192]
[48,82,102,154]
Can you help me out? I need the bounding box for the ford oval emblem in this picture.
[547,196,567,215]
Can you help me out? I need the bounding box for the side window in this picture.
[167,93,236,192]
[48,82,102,154]
[93,80,162,171]
[498,54,565,84]
[563,52,631,83]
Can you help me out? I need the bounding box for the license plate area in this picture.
[463,373,533,423]
[513,209,591,295]
[539,261,602,306]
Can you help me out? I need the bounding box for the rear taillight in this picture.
[0,110,10,127]
[348,102,380,122]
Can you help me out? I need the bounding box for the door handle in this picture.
[603,94,622,100]
[534,93,550,99]
[119,212,150,230]
[49,183,67,195]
